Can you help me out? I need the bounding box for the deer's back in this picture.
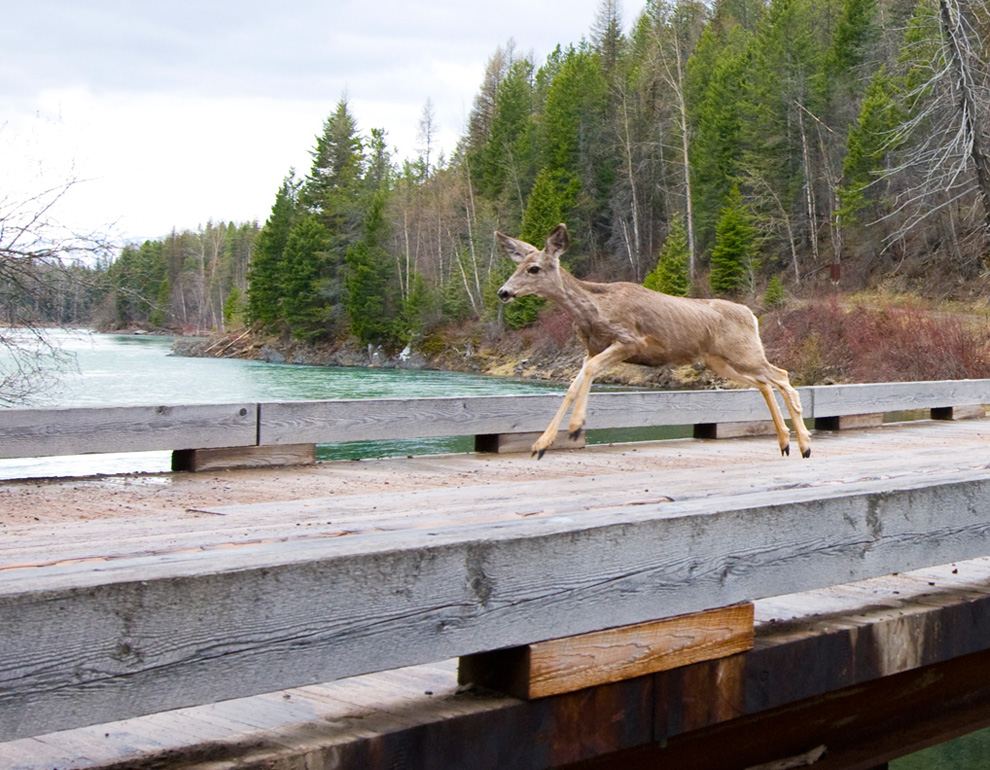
[577,283,760,367]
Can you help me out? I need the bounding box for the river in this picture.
[0,329,578,479]
[1,330,986,766]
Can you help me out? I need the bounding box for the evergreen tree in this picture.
[345,190,397,346]
[710,185,759,294]
[247,172,300,330]
[280,214,333,340]
[643,213,691,296]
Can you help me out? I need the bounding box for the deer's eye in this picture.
[527,265,541,274]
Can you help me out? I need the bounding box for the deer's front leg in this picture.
[532,364,589,458]
[566,342,636,440]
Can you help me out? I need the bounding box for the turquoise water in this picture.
[0,329,577,478]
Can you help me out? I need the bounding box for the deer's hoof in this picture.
[781,444,790,457]
[802,447,812,459]
[568,427,584,440]
[533,447,547,460]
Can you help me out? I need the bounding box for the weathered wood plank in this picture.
[931,404,986,421]
[475,430,585,453]
[693,420,777,440]
[5,468,990,741]
[810,380,990,418]
[256,389,813,446]
[814,413,884,431]
[0,403,257,459]
[458,604,753,699]
[171,443,316,472]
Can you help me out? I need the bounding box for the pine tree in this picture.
[643,213,691,296]
[345,190,397,346]
[247,172,300,330]
[280,214,333,340]
[710,185,759,295]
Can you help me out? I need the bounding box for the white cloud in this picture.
[2,1,647,242]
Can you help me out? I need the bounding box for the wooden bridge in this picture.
[3,380,990,769]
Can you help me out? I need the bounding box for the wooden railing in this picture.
[1,379,988,463]
[5,463,990,742]
[2,380,990,744]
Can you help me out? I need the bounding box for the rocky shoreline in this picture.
[171,329,712,391]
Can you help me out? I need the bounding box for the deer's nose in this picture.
[498,287,513,301]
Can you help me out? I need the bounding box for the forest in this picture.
[6,0,990,374]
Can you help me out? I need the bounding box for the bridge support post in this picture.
[693,420,777,440]
[931,404,986,421]
[814,413,883,431]
[458,604,753,700]
[475,431,585,454]
[172,443,316,472]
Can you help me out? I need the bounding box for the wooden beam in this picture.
[0,403,257,459]
[458,604,753,699]
[6,469,990,740]
[171,443,316,472]
[814,413,884,431]
[931,404,986,421]
[475,431,585,454]
[693,421,777,440]
[810,380,990,418]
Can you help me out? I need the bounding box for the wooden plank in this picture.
[458,604,753,699]
[814,413,884,431]
[0,403,257,459]
[257,389,814,446]
[6,468,990,741]
[931,404,986,421]
[811,380,990,418]
[475,431,585,453]
[171,443,316,472]
[693,421,776,440]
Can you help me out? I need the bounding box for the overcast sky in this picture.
[2,1,647,244]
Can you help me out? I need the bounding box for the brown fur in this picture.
[496,224,812,459]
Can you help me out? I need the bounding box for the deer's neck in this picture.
[545,269,602,327]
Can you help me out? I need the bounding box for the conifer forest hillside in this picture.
[13,0,990,386]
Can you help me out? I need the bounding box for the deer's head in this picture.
[495,224,570,302]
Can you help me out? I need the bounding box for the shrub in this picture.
[760,299,990,384]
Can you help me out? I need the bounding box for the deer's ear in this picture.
[495,231,538,263]
[545,223,569,260]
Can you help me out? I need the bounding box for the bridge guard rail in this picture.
[4,467,990,741]
[0,379,987,461]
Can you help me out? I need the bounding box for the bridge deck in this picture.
[3,418,990,768]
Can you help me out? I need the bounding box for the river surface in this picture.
[1,330,988,765]
[0,329,583,479]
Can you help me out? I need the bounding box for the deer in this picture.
[495,223,812,460]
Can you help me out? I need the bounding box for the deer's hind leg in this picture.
[704,355,796,457]
[764,364,811,458]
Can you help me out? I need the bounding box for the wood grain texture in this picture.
[5,468,990,741]
[0,380,988,462]
[459,604,753,699]
[171,443,316,472]
[810,380,990,418]
[0,403,257,458]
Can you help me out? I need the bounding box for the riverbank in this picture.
[172,324,715,390]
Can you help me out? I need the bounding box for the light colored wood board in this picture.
[171,443,316,472]
[6,468,990,740]
[257,390,814,446]
[475,431,586,454]
[4,438,990,571]
[459,603,753,699]
[0,403,257,459]
[810,380,990,418]
[258,395,565,444]
[815,413,884,431]
[931,404,986,421]
[694,421,777,440]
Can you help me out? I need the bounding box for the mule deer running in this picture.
[496,223,811,459]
